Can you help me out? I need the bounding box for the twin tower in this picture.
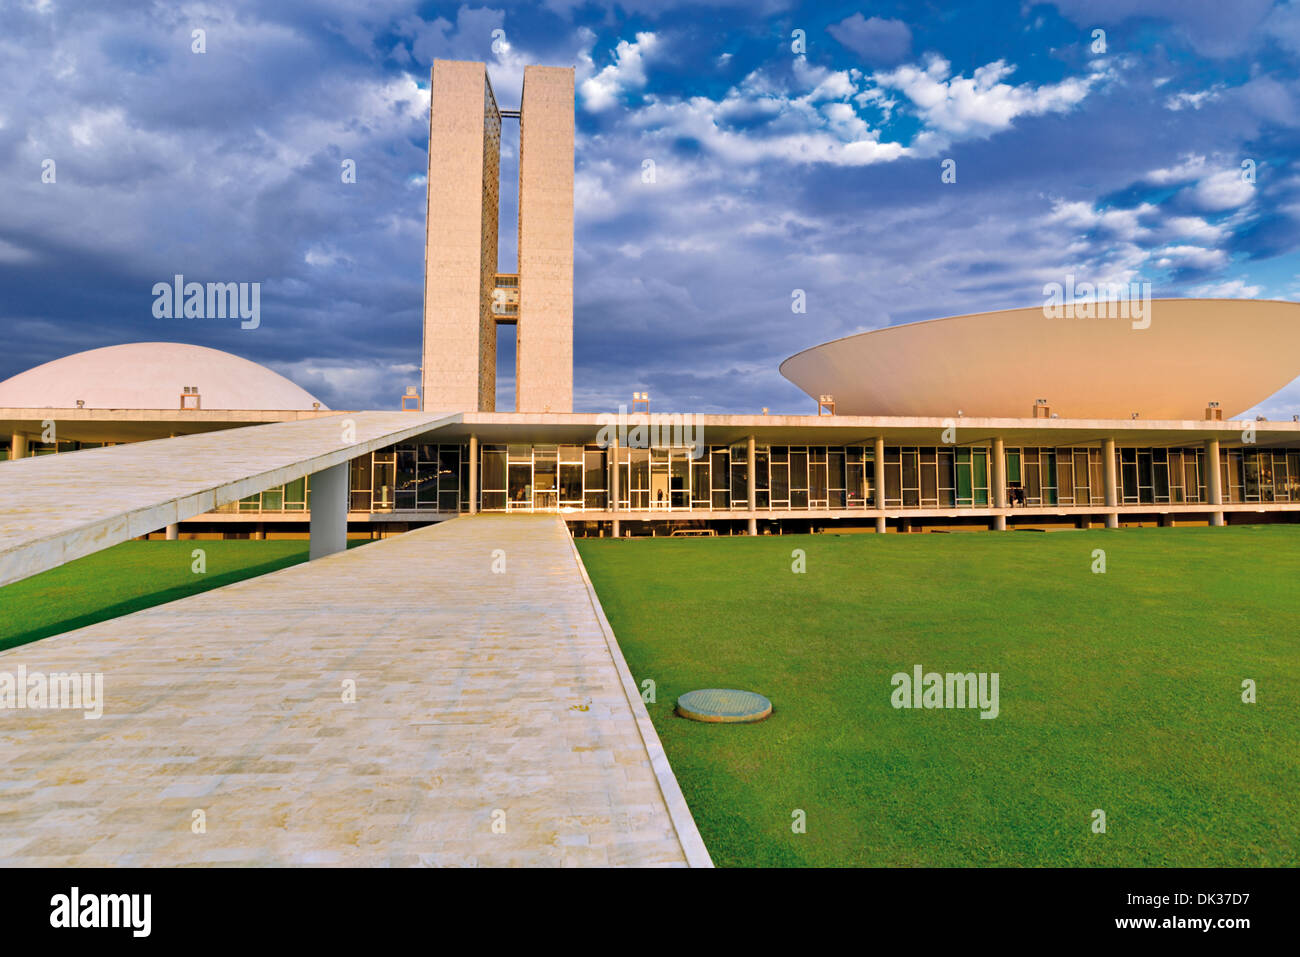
[421,60,574,413]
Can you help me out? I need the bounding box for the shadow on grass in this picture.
[0,540,373,654]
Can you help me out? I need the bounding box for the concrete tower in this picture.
[515,66,575,414]
[422,60,501,413]
[420,59,573,414]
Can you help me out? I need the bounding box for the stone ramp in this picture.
[0,515,709,867]
[0,411,458,587]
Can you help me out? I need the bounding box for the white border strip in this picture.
[560,519,714,868]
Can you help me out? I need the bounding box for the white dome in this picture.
[0,342,328,411]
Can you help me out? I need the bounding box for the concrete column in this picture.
[9,433,28,460]
[994,515,1006,531]
[309,462,349,560]
[609,438,620,538]
[1103,437,1118,529]
[468,434,478,515]
[874,436,886,534]
[873,437,886,508]
[165,523,179,540]
[747,434,756,535]
[1205,438,1224,527]
[992,437,1007,510]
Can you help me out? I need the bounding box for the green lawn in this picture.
[0,540,352,652]
[577,526,1300,867]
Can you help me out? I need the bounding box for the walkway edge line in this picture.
[561,519,715,868]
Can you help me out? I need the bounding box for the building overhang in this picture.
[0,407,342,442]
[6,409,1299,450]
[438,411,1300,449]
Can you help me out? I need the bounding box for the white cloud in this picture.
[1158,215,1226,243]
[574,162,616,218]
[633,94,907,167]
[1150,244,1228,270]
[1190,278,1263,298]
[827,14,912,64]
[1045,200,1158,242]
[0,238,36,264]
[1146,154,1210,185]
[304,245,352,268]
[579,32,659,112]
[873,55,1104,147]
[1144,156,1256,211]
[1164,85,1224,111]
[1189,168,1255,211]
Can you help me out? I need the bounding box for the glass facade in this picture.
[158,439,1300,515]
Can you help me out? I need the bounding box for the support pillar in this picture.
[874,436,886,534]
[165,523,179,541]
[9,433,28,460]
[992,437,1007,530]
[609,437,620,538]
[1103,437,1118,529]
[992,437,1006,509]
[1205,438,1224,527]
[747,434,757,535]
[309,462,348,560]
[468,434,479,515]
[873,436,886,509]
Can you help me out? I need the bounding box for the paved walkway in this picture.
[0,515,709,867]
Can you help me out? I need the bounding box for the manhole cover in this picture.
[676,689,772,723]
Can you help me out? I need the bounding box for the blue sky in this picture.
[2,0,1300,416]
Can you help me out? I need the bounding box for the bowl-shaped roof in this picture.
[0,342,327,411]
[780,298,1300,419]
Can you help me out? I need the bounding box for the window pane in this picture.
[560,463,583,501]
[482,450,506,491]
[584,450,605,491]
